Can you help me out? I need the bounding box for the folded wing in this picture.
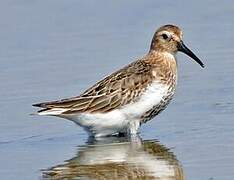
[33,60,153,115]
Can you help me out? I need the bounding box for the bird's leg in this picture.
[128,119,140,135]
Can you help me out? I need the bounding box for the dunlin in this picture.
[33,25,204,137]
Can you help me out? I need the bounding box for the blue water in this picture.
[0,0,234,179]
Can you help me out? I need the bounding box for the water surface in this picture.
[42,136,184,179]
[0,0,234,179]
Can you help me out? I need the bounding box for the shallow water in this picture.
[0,0,234,179]
[42,136,185,179]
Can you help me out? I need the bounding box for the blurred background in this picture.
[0,0,234,179]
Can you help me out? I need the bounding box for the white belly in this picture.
[67,82,170,137]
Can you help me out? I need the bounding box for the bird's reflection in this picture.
[42,136,184,180]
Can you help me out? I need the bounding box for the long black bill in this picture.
[178,41,204,68]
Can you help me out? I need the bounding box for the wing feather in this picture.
[33,59,154,114]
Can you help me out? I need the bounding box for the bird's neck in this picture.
[147,50,177,67]
[147,50,177,86]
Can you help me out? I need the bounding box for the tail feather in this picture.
[32,99,69,115]
[34,107,68,116]
[33,102,52,108]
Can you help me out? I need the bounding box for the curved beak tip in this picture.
[178,41,204,68]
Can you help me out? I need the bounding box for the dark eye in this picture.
[162,34,169,40]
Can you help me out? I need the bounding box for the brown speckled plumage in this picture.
[34,52,176,117]
[33,24,204,136]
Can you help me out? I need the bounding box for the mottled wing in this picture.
[33,60,153,114]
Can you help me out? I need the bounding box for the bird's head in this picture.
[150,24,204,68]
